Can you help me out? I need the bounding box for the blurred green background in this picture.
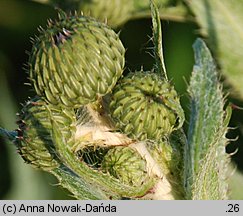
[0,0,242,199]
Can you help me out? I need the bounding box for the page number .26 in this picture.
[226,204,239,213]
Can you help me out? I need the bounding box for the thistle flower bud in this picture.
[15,97,76,170]
[29,13,125,107]
[109,71,185,141]
[101,146,149,186]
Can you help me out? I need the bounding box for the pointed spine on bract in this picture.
[15,97,76,171]
[108,70,185,141]
[28,12,125,108]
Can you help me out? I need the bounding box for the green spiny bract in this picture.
[29,12,125,107]
[101,146,149,186]
[15,97,76,170]
[108,71,185,141]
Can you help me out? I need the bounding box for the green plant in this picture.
[0,0,235,200]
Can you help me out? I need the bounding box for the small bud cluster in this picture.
[13,3,185,199]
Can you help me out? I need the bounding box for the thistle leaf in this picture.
[185,0,243,99]
[192,135,229,200]
[185,38,230,199]
[50,166,108,200]
[150,0,167,79]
